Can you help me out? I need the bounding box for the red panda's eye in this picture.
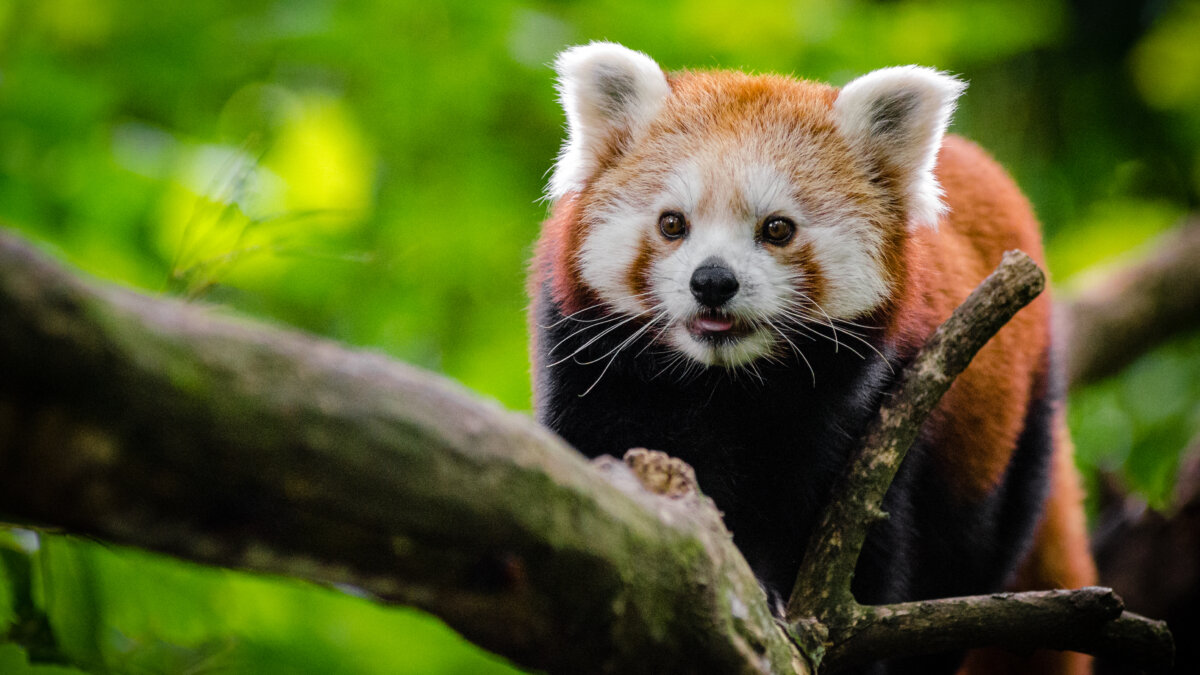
[658,211,687,240]
[762,217,796,245]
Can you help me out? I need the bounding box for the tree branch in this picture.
[784,250,1174,672]
[0,227,1181,674]
[0,230,805,675]
[785,251,1046,624]
[825,588,1171,673]
[1063,219,1200,388]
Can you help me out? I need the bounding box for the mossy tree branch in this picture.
[0,228,1180,673]
[826,590,1171,673]
[0,230,806,675]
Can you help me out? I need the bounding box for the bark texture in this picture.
[0,229,1181,673]
[826,588,1170,672]
[786,251,1046,624]
[782,251,1172,672]
[0,231,805,675]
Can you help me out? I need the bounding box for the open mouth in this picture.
[686,311,752,342]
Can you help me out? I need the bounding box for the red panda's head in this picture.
[546,43,964,367]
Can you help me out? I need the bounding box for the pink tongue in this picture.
[695,316,734,332]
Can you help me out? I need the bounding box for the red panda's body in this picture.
[530,45,1095,674]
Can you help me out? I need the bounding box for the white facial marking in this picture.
[578,146,893,368]
[548,47,917,371]
[804,223,889,318]
[577,134,897,368]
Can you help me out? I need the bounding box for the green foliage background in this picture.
[1,0,1198,672]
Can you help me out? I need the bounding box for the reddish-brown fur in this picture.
[532,194,592,317]
[957,413,1098,675]
[537,71,901,316]
[907,137,1099,674]
[900,135,1051,497]
[532,69,1097,672]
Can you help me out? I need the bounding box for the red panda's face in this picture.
[578,127,893,367]
[549,44,964,368]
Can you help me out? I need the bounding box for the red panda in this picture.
[529,43,1097,675]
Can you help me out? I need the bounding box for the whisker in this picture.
[545,293,664,357]
[538,290,657,329]
[578,310,668,397]
[774,296,885,363]
[650,350,689,382]
[632,311,671,359]
[537,303,607,329]
[574,306,666,366]
[797,293,840,353]
[547,311,645,367]
[777,309,868,361]
[780,289,883,332]
[764,316,816,386]
[546,312,630,355]
[743,359,766,386]
[781,306,892,371]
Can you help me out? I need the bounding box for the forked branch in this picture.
[0,231,1178,673]
[785,250,1173,672]
[0,230,804,675]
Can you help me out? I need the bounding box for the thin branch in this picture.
[824,588,1172,673]
[0,230,805,675]
[783,249,1174,672]
[785,250,1047,624]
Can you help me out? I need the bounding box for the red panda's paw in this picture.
[621,447,699,499]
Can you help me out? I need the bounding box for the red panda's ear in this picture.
[549,42,670,200]
[834,66,966,229]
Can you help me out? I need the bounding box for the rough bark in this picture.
[825,588,1171,672]
[783,251,1173,672]
[786,251,1046,624]
[1063,220,1200,388]
[0,231,805,675]
[0,229,1180,673]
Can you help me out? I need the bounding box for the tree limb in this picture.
[0,228,1180,674]
[785,251,1046,624]
[785,250,1174,672]
[1063,219,1200,388]
[825,588,1171,673]
[0,230,806,675]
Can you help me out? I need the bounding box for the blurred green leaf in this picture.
[1071,333,1200,511]
[2,0,1199,670]
[0,549,14,636]
[22,535,524,675]
[0,644,88,675]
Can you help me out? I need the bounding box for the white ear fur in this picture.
[834,66,966,228]
[549,42,671,200]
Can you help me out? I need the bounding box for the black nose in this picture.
[690,258,740,308]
